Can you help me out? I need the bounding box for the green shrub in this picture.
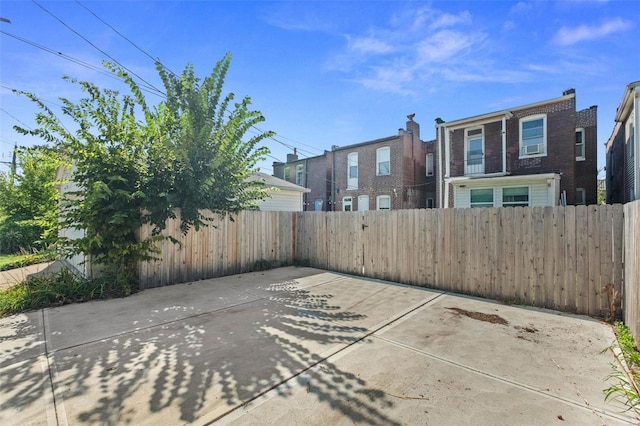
[0,268,136,317]
[603,322,640,418]
[0,221,42,254]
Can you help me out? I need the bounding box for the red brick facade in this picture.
[436,90,598,207]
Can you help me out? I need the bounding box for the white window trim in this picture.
[576,127,585,161]
[576,188,586,205]
[465,126,484,175]
[427,198,435,208]
[519,114,547,159]
[376,195,391,210]
[376,147,391,176]
[501,186,530,207]
[342,196,353,211]
[347,152,358,190]
[426,153,434,176]
[470,188,494,208]
[295,164,304,186]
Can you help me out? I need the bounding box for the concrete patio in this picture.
[0,267,634,425]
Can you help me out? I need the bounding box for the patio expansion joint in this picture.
[41,309,67,426]
[207,291,449,424]
[42,296,263,355]
[371,333,632,424]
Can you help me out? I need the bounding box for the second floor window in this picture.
[520,114,546,157]
[284,167,290,181]
[347,152,358,189]
[377,147,390,176]
[296,165,303,185]
[426,153,434,176]
[465,127,484,175]
[576,128,585,160]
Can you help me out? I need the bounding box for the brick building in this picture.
[272,151,332,211]
[435,89,598,208]
[273,117,436,211]
[606,81,640,204]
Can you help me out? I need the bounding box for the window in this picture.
[427,198,435,208]
[470,188,493,208]
[426,153,434,176]
[314,199,323,211]
[347,152,358,189]
[576,188,586,205]
[343,196,353,211]
[376,195,391,210]
[284,167,290,181]
[358,195,369,211]
[576,128,585,160]
[502,187,529,207]
[295,165,304,186]
[520,115,546,157]
[377,147,390,176]
[465,127,484,174]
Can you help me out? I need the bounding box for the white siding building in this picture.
[246,172,310,211]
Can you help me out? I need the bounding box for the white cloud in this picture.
[416,30,476,63]
[347,36,394,55]
[553,18,633,45]
[429,11,472,30]
[509,2,533,15]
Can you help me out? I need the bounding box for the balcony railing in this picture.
[451,155,504,177]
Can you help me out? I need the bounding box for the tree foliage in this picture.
[0,147,61,254]
[15,54,272,285]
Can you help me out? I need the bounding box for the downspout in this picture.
[437,125,443,208]
[331,149,336,211]
[502,116,507,174]
[635,86,640,200]
[304,158,308,211]
[444,127,450,208]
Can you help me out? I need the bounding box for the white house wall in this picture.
[257,190,303,211]
[453,179,556,208]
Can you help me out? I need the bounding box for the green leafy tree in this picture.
[15,54,272,286]
[0,147,61,254]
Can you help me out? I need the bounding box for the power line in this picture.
[0,108,32,130]
[0,31,163,97]
[32,0,166,97]
[252,124,324,155]
[75,0,177,77]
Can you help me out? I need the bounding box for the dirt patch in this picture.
[446,307,509,326]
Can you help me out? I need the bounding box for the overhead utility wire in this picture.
[0,31,163,97]
[252,124,324,155]
[47,2,325,159]
[1,108,32,130]
[74,0,177,77]
[32,0,166,97]
[0,31,123,82]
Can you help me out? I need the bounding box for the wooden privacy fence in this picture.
[624,200,640,339]
[139,205,627,319]
[138,211,294,289]
[297,205,624,318]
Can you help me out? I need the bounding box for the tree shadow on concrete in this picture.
[1,271,402,425]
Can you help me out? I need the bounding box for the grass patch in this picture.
[603,322,640,418]
[0,250,56,272]
[0,268,136,317]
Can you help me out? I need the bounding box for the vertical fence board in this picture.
[587,205,601,317]
[134,205,629,321]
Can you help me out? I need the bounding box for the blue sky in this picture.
[1,1,638,177]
